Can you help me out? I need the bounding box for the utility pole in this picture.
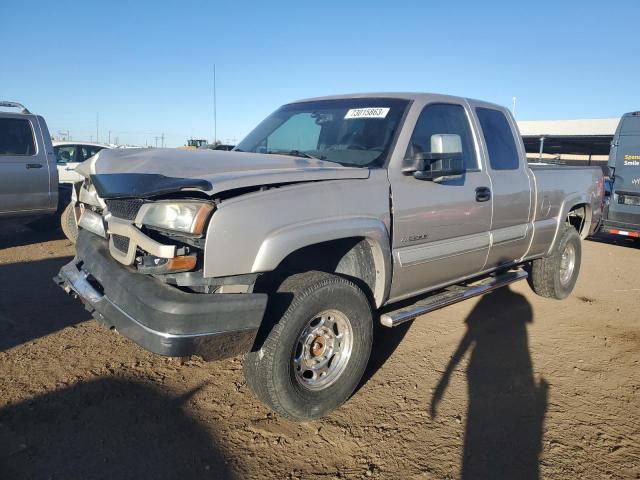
[96,112,99,143]
[161,132,165,148]
[213,64,217,145]
[154,136,159,148]
[108,130,111,144]
[511,97,517,118]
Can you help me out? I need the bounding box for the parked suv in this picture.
[57,93,603,420]
[0,101,64,229]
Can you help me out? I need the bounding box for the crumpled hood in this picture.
[78,148,369,197]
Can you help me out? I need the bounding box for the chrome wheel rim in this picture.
[292,309,353,391]
[559,243,576,286]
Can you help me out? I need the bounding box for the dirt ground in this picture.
[0,223,638,480]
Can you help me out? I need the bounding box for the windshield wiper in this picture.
[266,149,325,160]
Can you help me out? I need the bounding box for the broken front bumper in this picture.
[55,230,268,360]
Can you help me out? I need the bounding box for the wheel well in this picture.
[263,237,378,306]
[567,203,592,239]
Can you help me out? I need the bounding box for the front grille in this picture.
[105,199,144,220]
[112,234,130,253]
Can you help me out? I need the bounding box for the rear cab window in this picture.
[0,117,36,156]
[476,108,519,170]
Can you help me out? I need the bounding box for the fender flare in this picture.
[251,217,392,307]
[547,193,592,255]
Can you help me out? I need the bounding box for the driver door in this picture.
[388,102,493,302]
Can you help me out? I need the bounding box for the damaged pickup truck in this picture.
[56,93,604,420]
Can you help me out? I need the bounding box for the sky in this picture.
[1,0,638,147]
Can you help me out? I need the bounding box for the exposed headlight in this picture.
[137,202,214,235]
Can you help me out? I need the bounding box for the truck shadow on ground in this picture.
[0,256,88,351]
[588,232,640,249]
[430,287,548,480]
[0,378,234,480]
[0,221,66,250]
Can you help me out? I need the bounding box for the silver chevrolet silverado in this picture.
[56,93,604,420]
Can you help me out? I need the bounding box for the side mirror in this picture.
[403,134,466,182]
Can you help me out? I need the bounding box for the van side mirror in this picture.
[403,134,466,182]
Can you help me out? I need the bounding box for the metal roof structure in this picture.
[517,118,620,156]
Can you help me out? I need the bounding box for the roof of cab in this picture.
[288,92,506,110]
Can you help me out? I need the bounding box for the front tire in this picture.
[528,224,581,299]
[61,203,79,243]
[243,271,373,421]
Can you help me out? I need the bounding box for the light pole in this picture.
[213,64,217,145]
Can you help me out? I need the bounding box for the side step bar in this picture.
[380,270,528,328]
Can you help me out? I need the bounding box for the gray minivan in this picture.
[0,101,61,229]
[603,112,640,238]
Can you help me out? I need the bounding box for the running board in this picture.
[380,270,528,328]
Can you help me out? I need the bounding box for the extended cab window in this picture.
[0,118,36,156]
[476,108,519,170]
[405,103,477,170]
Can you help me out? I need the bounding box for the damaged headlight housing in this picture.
[137,202,214,235]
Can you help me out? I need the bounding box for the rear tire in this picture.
[61,203,78,243]
[528,224,581,299]
[243,271,373,421]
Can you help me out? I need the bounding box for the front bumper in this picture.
[55,230,268,360]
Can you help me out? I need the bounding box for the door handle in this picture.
[26,163,43,169]
[475,186,491,202]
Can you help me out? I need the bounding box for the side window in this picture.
[81,146,103,161]
[55,146,76,164]
[266,112,321,152]
[0,118,36,156]
[476,108,519,170]
[405,103,477,170]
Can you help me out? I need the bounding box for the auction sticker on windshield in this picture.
[344,107,390,119]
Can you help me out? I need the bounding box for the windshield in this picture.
[236,98,410,167]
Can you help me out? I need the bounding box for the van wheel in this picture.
[61,203,78,243]
[528,224,581,299]
[243,271,373,421]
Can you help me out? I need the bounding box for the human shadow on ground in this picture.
[0,256,88,351]
[430,287,548,480]
[0,378,235,480]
